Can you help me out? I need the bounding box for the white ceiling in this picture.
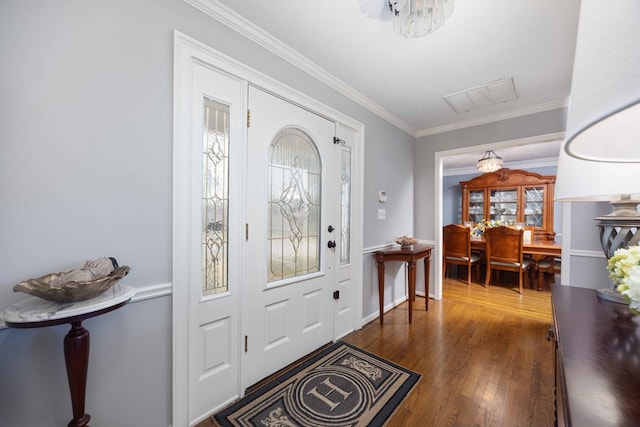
[193,0,581,166]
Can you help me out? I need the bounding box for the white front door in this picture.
[243,87,337,388]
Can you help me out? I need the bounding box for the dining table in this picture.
[469,235,561,290]
[469,235,561,258]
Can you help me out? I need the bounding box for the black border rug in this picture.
[214,341,420,427]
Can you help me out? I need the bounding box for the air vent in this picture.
[444,77,518,113]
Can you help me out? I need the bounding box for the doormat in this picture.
[213,341,420,427]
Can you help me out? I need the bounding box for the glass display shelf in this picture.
[525,214,543,227]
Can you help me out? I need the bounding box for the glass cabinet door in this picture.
[468,190,485,223]
[489,188,517,223]
[524,186,544,228]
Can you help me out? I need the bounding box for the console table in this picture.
[552,284,640,426]
[373,244,433,324]
[2,285,136,427]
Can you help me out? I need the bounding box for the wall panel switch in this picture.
[378,209,386,220]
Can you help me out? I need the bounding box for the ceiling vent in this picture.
[444,77,518,113]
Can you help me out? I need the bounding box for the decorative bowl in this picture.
[395,235,418,248]
[13,265,130,303]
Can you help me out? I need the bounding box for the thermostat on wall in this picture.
[378,191,387,203]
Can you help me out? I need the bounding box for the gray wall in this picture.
[361,124,416,320]
[362,123,415,248]
[564,201,611,288]
[443,172,474,225]
[0,1,414,426]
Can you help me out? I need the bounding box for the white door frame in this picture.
[432,132,565,300]
[172,31,364,426]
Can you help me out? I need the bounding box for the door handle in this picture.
[327,225,335,233]
[327,240,336,249]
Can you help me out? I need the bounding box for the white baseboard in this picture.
[361,295,408,325]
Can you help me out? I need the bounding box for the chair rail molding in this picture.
[0,282,172,330]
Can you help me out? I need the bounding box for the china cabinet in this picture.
[460,168,556,240]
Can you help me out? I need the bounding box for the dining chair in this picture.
[443,224,482,285]
[534,256,560,290]
[484,225,534,293]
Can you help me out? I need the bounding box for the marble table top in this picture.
[2,284,136,324]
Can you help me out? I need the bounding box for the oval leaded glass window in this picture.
[268,128,321,282]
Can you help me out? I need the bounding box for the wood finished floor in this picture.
[198,273,556,427]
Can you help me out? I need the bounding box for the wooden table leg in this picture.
[424,256,430,311]
[537,268,544,291]
[375,257,385,325]
[64,321,91,427]
[407,260,415,324]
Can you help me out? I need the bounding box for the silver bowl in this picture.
[13,266,130,303]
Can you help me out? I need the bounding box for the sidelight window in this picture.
[202,98,230,296]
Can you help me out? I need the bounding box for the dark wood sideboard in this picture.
[552,284,640,426]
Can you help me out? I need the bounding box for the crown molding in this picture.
[184,0,570,140]
[185,0,416,136]
[416,98,570,137]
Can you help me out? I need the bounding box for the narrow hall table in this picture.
[373,243,433,324]
[2,285,136,427]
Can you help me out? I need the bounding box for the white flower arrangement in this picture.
[607,245,640,314]
[470,219,512,236]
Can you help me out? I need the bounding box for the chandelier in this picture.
[388,0,455,38]
[477,150,503,173]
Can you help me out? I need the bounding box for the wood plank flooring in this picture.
[198,274,556,427]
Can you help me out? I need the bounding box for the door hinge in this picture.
[247,109,251,128]
[245,335,248,352]
[333,290,340,300]
[245,223,249,241]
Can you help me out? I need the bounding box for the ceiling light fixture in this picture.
[388,0,455,38]
[477,150,503,173]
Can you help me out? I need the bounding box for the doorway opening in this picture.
[432,132,565,300]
